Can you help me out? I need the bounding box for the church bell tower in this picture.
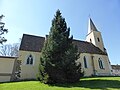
[86,18,106,52]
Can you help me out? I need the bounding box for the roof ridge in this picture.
[23,34,45,38]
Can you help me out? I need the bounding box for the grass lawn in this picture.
[0,77,120,90]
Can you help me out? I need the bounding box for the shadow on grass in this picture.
[1,78,120,89]
[50,79,120,89]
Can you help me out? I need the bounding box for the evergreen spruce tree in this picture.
[38,10,82,83]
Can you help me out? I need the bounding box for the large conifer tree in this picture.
[38,10,82,83]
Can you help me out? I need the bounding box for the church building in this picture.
[18,18,112,80]
[0,18,112,82]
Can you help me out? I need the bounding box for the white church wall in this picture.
[18,50,41,80]
[0,56,15,82]
[77,53,112,77]
[18,51,112,80]
[0,76,11,82]
[92,54,112,76]
[78,53,94,76]
[86,32,95,44]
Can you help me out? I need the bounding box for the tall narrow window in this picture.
[26,54,33,65]
[90,39,92,43]
[98,58,104,69]
[97,37,100,42]
[84,56,87,68]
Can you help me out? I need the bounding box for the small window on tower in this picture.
[97,38,100,42]
[90,39,92,43]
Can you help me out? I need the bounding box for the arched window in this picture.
[98,58,104,69]
[84,56,87,68]
[26,54,33,65]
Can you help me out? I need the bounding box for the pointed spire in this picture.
[88,18,98,34]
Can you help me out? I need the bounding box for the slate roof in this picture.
[111,65,120,70]
[20,34,107,55]
[19,34,45,52]
[73,39,107,55]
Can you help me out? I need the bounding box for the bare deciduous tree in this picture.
[0,43,19,57]
[0,14,8,44]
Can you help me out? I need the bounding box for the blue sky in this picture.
[0,0,120,64]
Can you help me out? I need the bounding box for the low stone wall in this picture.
[0,56,16,82]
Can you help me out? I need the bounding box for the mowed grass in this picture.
[0,77,120,90]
